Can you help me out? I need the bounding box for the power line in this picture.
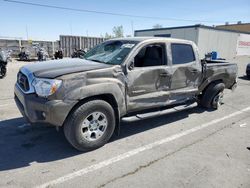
[4,0,229,24]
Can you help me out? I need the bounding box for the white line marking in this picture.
[36,106,250,188]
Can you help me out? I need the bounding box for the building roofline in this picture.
[59,35,105,39]
[110,37,190,43]
[135,24,250,35]
[135,24,201,32]
[216,23,250,27]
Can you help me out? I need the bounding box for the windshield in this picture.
[84,40,138,65]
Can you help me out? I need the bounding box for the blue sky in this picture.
[0,0,249,41]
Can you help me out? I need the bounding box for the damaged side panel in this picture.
[126,66,172,112]
[199,63,238,91]
[170,63,202,102]
[56,65,127,117]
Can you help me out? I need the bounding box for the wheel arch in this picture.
[200,79,224,95]
[199,80,225,109]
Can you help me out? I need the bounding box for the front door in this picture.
[126,43,172,112]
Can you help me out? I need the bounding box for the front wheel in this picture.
[64,100,116,151]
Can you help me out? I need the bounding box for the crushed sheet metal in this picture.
[36,106,250,188]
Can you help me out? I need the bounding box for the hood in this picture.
[23,58,113,78]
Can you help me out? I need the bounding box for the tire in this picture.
[200,82,225,109]
[64,100,116,151]
[0,66,7,79]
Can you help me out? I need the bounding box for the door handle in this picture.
[160,72,170,77]
[191,69,198,73]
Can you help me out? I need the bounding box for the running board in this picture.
[121,102,198,122]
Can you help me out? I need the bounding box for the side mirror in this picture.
[123,61,134,75]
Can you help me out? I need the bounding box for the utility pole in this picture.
[131,21,134,37]
[70,22,73,35]
[25,25,29,40]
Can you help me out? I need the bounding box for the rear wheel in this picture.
[200,82,225,109]
[211,91,224,109]
[64,100,115,151]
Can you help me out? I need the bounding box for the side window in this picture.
[171,43,195,65]
[134,44,166,67]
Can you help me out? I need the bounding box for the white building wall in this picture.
[135,27,250,59]
[236,34,250,56]
[197,28,239,59]
[135,27,199,44]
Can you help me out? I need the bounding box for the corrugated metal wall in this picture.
[197,28,239,59]
[0,39,20,57]
[60,35,105,57]
[135,27,199,44]
[0,35,105,58]
[0,39,59,57]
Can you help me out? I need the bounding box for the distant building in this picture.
[135,24,250,59]
[216,22,250,33]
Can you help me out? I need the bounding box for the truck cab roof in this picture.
[110,37,194,44]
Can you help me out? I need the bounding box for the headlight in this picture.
[32,78,62,97]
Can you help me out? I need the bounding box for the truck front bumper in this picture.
[247,69,250,77]
[14,84,76,126]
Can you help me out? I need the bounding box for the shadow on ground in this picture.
[16,58,37,62]
[0,106,210,171]
[238,76,250,81]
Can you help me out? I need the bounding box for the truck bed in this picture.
[200,60,238,90]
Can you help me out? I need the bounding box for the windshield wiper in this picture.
[87,59,105,63]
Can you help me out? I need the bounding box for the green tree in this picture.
[105,32,112,39]
[112,25,124,38]
[153,24,163,29]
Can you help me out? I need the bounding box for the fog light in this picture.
[42,112,46,118]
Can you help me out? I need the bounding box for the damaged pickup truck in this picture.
[14,37,238,151]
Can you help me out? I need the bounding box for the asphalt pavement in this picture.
[0,57,250,188]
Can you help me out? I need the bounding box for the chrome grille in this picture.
[17,71,30,92]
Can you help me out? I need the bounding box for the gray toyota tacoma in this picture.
[14,37,238,151]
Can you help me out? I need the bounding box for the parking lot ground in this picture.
[0,57,250,188]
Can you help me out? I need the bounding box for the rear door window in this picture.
[171,43,195,65]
